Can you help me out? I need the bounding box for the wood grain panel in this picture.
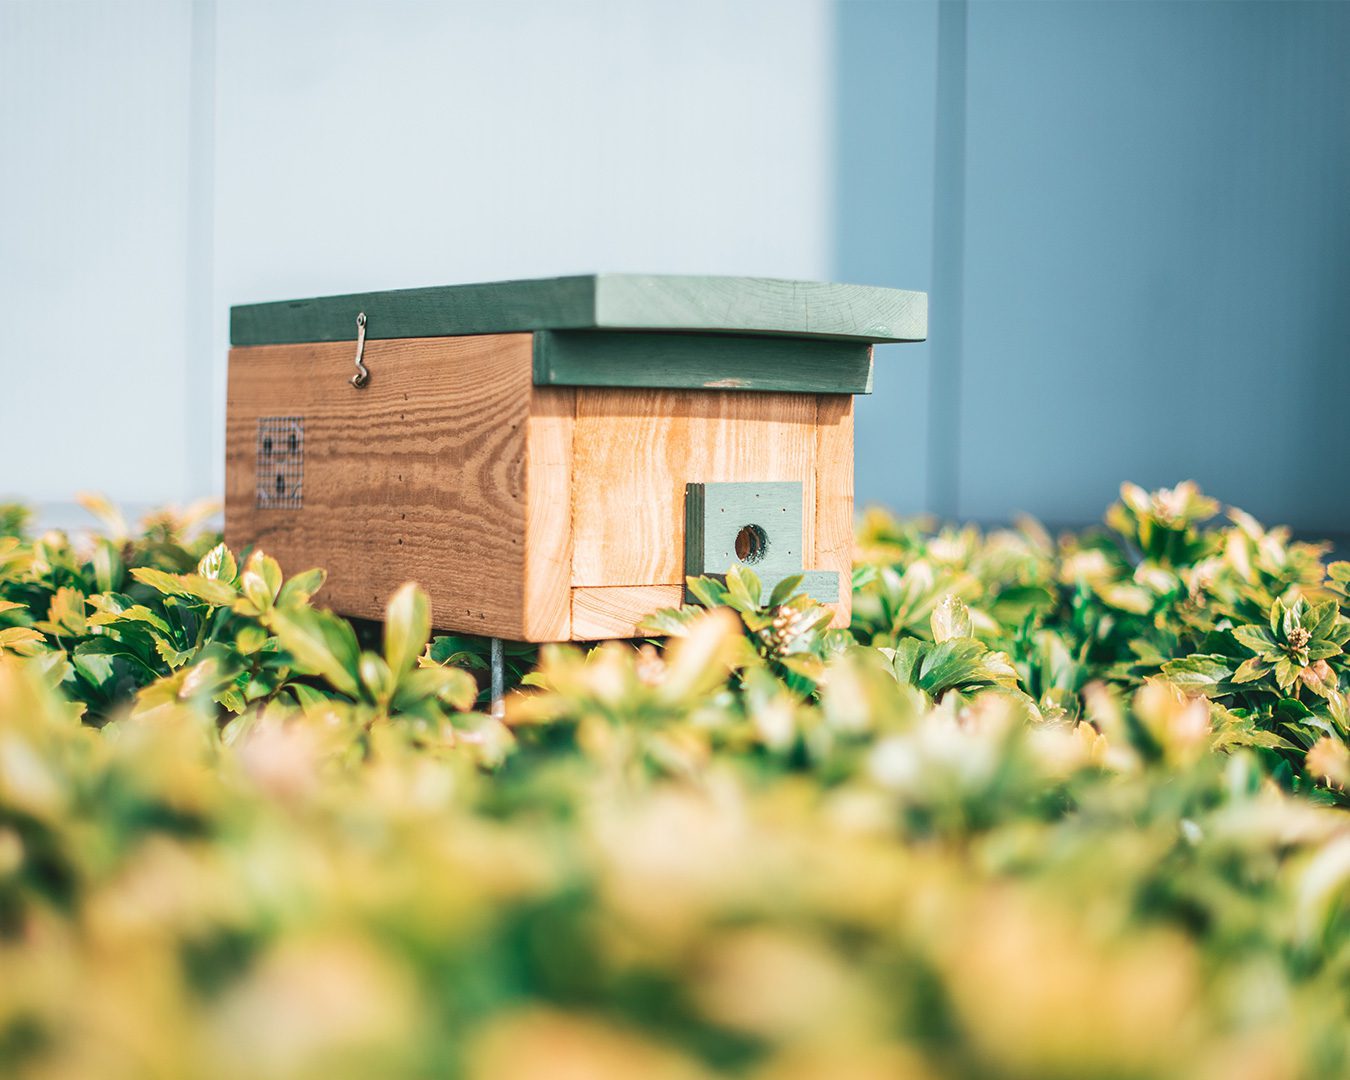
[571,585,684,640]
[523,387,574,640]
[570,388,818,588]
[225,334,542,638]
[815,394,855,629]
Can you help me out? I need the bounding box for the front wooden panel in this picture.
[225,334,571,640]
[571,388,818,587]
[568,389,853,634]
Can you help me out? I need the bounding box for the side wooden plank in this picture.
[523,386,575,641]
[571,585,683,640]
[225,334,545,639]
[815,394,855,629]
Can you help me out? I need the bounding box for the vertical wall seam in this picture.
[185,0,217,500]
[927,0,968,520]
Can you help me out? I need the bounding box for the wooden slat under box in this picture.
[571,585,685,640]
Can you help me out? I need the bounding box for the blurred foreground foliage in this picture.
[0,485,1346,1079]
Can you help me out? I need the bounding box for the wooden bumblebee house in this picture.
[226,275,926,641]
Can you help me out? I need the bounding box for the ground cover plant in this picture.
[0,483,1346,1079]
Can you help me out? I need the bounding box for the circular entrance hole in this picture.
[735,524,769,564]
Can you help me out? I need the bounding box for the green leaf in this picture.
[235,624,269,655]
[0,626,45,653]
[1094,581,1154,615]
[384,582,431,677]
[72,635,160,684]
[267,605,362,698]
[91,539,124,593]
[723,566,762,612]
[1307,641,1344,662]
[426,636,490,669]
[360,651,394,706]
[637,606,702,637]
[392,666,478,713]
[988,584,1056,622]
[240,551,283,612]
[768,573,804,609]
[1274,658,1301,692]
[1159,655,1232,691]
[851,564,877,590]
[276,567,327,608]
[686,575,729,609]
[1300,661,1339,699]
[131,567,236,607]
[197,542,238,583]
[1304,600,1336,637]
[1232,624,1277,656]
[89,604,174,642]
[931,594,972,643]
[1240,729,1301,751]
[918,638,986,695]
[289,683,330,710]
[1280,599,1304,638]
[888,638,927,687]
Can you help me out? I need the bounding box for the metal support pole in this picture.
[489,637,505,720]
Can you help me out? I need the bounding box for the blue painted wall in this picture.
[839,0,1350,533]
[835,0,939,516]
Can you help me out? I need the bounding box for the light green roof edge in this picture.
[229,274,928,347]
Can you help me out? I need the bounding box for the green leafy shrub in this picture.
[0,484,1346,1079]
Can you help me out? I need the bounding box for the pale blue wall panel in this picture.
[0,0,197,506]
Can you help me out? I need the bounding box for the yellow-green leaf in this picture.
[130,567,235,607]
[276,567,327,608]
[240,550,283,612]
[384,582,430,677]
[932,594,973,643]
[267,605,361,698]
[197,542,238,583]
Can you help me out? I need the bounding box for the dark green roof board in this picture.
[532,331,874,395]
[230,274,928,347]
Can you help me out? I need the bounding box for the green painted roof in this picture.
[230,274,927,347]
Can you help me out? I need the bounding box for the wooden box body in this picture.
[226,276,926,641]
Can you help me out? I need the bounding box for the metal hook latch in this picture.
[350,312,370,388]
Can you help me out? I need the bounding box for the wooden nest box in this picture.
[226,275,927,641]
